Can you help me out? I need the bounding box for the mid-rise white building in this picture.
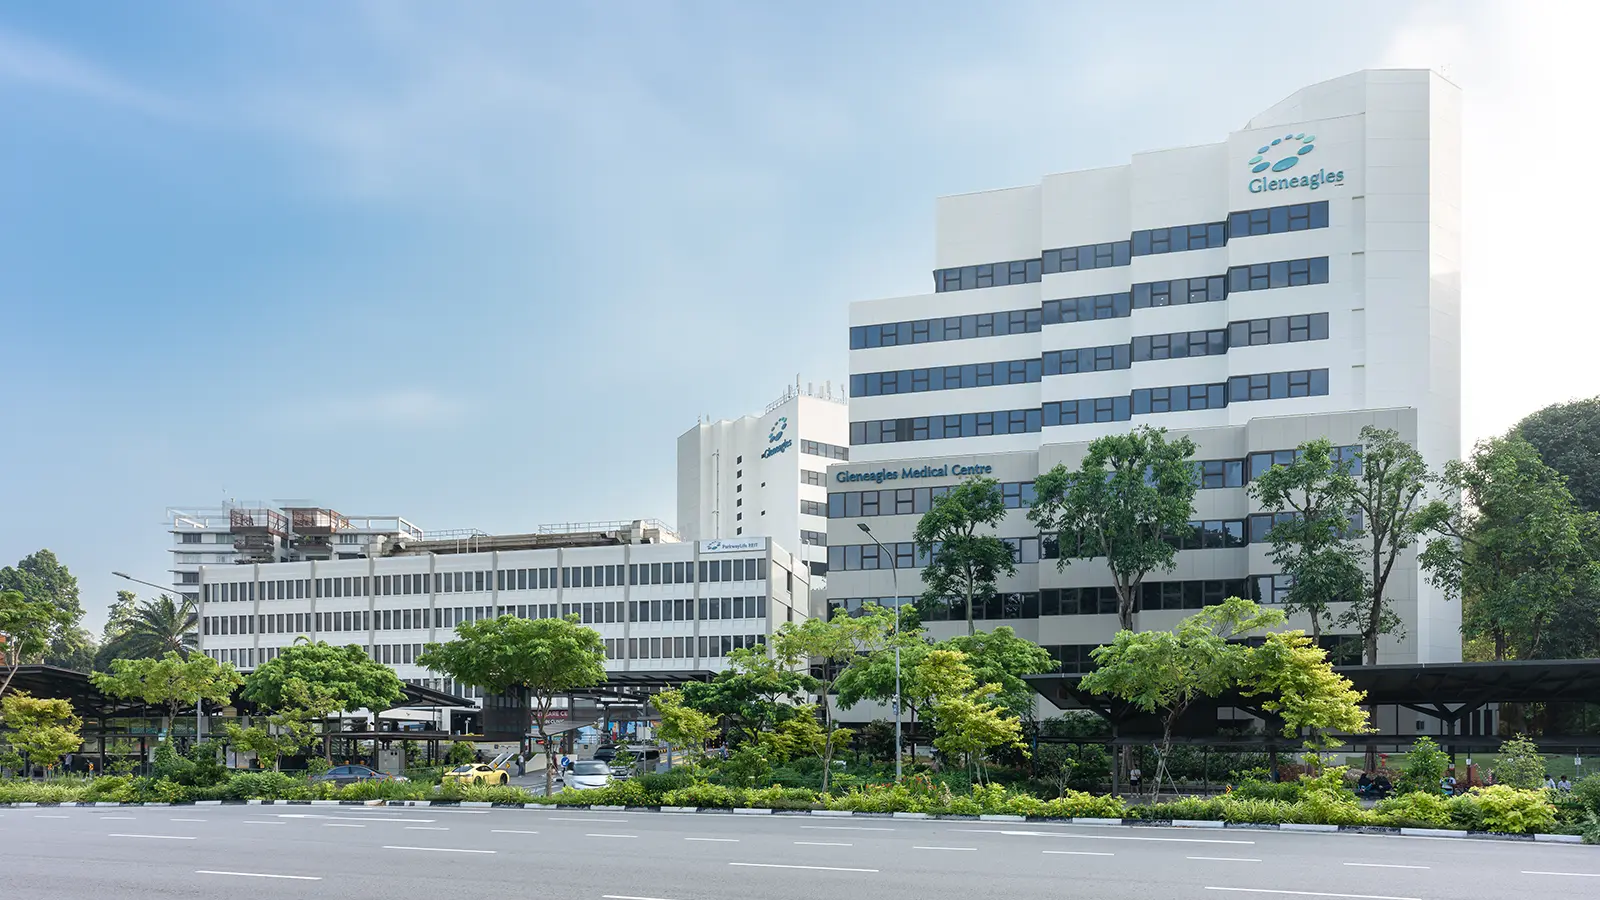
[827,70,1461,675]
[678,382,849,580]
[197,520,811,709]
[166,503,423,603]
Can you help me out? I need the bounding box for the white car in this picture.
[564,760,613,791]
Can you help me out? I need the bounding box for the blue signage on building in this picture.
[761,415,792,459]
[1247,132,1343,194]
[834,462,993,484]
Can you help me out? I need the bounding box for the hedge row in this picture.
[1,775,1590,838]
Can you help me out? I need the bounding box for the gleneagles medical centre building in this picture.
[826,70,1462,674]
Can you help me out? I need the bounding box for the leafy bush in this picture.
[404,766,446,784]
[1450,785,1555,834]
[662,782,742,809]
[82,775,134,802]
[456,784,536,804]
[1290,791,1374,827]
[0,779,90,803]
[1232,779,1301,802]
[1582,812,1600,845]
[1130,797,1222,821]
[1375,791,1453,827]
[1218,798,1294,824]
[214,771,306,801]
[744,786,819,810]
[1571,774,1600,813]
[1494,735,1547,790]
[1040,790,1127,819]
[124,777,191,803]
[445,742,478,766]
[336,779,431,801]
[635,768,695,796]
[1396,737,1448,795]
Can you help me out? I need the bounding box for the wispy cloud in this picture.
[274,389,469,429]
[0,25,179,117]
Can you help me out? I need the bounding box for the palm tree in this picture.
[95,594,197,668]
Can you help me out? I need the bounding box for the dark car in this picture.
[592,746,617,763]
[310,765,407,786]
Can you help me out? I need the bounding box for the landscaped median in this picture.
[2,772,1596,843]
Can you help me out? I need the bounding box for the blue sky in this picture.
[2,1,1594,631]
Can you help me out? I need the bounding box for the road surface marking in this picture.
[109,833,195,840]
[405,826,449,830]
[1043,850,1115,856]
[278,814,437,823]
[794,841,852,846]
[492,829,540,835]
[685,837,739,842]
[324,823,365,828]
[550,817,627,822]
[1523,871,1600,878]
[1204,889,1421,900]
[1189,857,1262,862]
[382,845,495,854]
[34,815,69,819]
[243,820,285,825]
[728,862,878,873]
[604,895,689,900]
[586,833,638,839]
[958,828,1252,845]
[914,846,976,851]
[100,816,136,820]
[429,809,490,815]
[170,818,206,823]
[1344,863,1429,870]
[196,871,322,881]
[799,825,893,832]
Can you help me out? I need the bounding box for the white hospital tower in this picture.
[825,69,1461,671]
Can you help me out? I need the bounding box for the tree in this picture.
[0,691,81,773]
[1340,427,1433,665]
[680,646,809,748]
[1396,736,1449,795]
[772,605,895,791]
[913,476,1017,636]
[1241,629,1372,751]
[225,679,332,770]
[419,615,606,795]
[242,640,403,761]
[757,704,830,763]
[0,550,90,669]
[835,629,935,733]
[940,626,1056,724]
[652,688,715,765]
[1515,397,1600,513]
[1248,439,1366,642]
[916,648,1024,782]
[95,593,198,668]
[1494,734,1547,790]
[1419,435,1600,661]
[92,651,242,738]
[1081,598,1281,795]
[0,589,60,702]
[104,590,140,638]
[1030,426,1199,630]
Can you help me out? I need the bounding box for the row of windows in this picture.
[800,530,828,547]
[851,408,1042,445]
[827,481,1036,519]
[801,439,849,460]
[1247,444,1362,480]
[1228,256,1329,292]
[802,469,827,487]
[825,535,1047,572]
[932,201,1330,294]
[934,257,1043,293]
[1044,396,1131,425]
[800,500,827,518]
[850,359,1042,397]
[849,308,1041,350]
[1039,368,1330,428]
[635,634,764,661]
[1248,510,1364,544]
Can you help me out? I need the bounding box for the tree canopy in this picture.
[0,588,60,701]
[1248,438,1365,642]
[0,551,89,670]
[680,645,809,748]
[916,648,1023,781]
[913,477,1016,636]
[95,593,197,669]
[1030,426,1198,629]
[419,615,605,794]
[92,651,242,733]
[242,640,404,713]
[771,605,895,790]
[1340,427,1433,664]
[1515,396,1600,513]
[0,691,82,769]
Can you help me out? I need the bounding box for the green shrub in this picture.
[1376,790,1453,827]
[82,775,134,802]
[1218,797,1294,824]
[1130,797,1222,821]
[1581,812,1600,845]
[457,784,535,804]
[0,779,89,803]
[404,766,446,785]
[1571,774,1600,813]
[124,777,192,803]
[1395,737,1449,795]
[662,782,742,809]
[1290,791,1374,826]
[635,768,694,797]
[744,786,819,810]
[445,742,478,766]
[1494,735,1547,790]
[1450,785,1555,834]
[215,771,306,801]
[336,779,431,801]
[1040,789,1127,819]
[1231,779,1300,802]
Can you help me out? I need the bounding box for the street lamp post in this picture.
[112,571,205,741]
[855,523,902,782]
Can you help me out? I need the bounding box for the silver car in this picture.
[564,760,613,791]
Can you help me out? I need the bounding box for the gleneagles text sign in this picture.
[835,462,993,485]
[1245,131,1344,195]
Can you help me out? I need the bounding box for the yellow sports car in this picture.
[440,763,510,785]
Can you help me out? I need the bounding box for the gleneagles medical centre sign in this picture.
[835,462,993,485]
[1246,131,1344,195]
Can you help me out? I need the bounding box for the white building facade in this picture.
[828,70,1461,671]
[196,526,811,707]
[678,383,849,580]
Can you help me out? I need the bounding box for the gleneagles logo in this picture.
[1247,132,1344,194]
[761,415,792,459]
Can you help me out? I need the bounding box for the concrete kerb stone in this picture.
[979,814,1025,822]
[1535,834,1584,844]
[1172,819,1226,829]
[809,809,853,817]
[892,812,929,819]
[660,806,698,814]
[1401,827,1470,838]
[732,807,772,815]
[1281,823,1338,832]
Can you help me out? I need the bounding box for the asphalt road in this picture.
[1,803,1596,899]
